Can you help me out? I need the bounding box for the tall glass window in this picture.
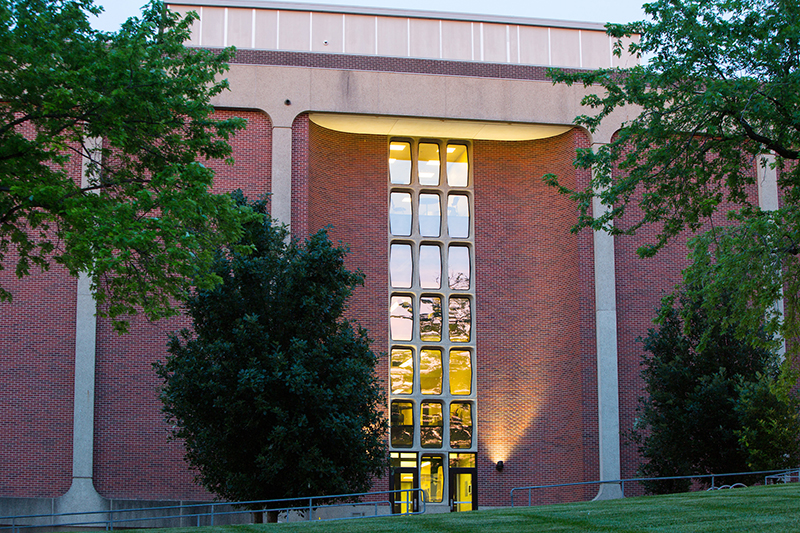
[388,139,476,503]
[390,142,412,184]
[391,348,414,394]
[391,401,414,448]
[421,455,444,502]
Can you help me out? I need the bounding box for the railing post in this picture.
[309,498,313,521]
[210,504,214,527]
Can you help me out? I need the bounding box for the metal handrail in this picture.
[0,487,426,532]
[510,468,798,507]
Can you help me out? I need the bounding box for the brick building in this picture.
[0,0,777,520]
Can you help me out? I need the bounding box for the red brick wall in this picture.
[204,109,272,199]
[613,152,760,490]
[89,109,272,500]
[14,104,767,505]
[305,121,389,390]
[304,125,597,506]
[292,114,311,236]
[0,128,83,498]
[473,129,596,506]
[576,136,600,500]
[0,259,76,498]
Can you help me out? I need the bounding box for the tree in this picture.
[633,288,800,494]
[545,0,800,345]
[1,0,248,330]
[154,194,388,519]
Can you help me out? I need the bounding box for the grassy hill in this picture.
[136,483,800,533]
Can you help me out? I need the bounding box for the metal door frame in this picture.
[390,467,419,514]
[448,467,478,512]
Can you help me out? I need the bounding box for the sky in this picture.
[91,0,647,32]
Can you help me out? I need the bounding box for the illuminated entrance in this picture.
[388,139,477,512]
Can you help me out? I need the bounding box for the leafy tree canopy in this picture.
[155,194,388,510]
[546,0,800,346]
[0,0,249,331]
[633,288,800,494]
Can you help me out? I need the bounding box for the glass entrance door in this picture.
[391,468,419,514]
[449,468,477,511]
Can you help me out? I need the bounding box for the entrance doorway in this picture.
[448,468,477,511]
[390,452,419,514]
[391,468,418,513]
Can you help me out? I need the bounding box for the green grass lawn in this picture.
[135,483,800,533]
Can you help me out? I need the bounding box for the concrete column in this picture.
[57,138,107,518]
[757,154,779,212]
[757,154,786,356]
[57,273,107,518]
[591,143,623,500]
[270,126,293,228]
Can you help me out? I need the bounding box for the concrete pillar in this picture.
[757,154,786,356]
[757,154,779,212]
[57,138,107,518]
[591,143,623,500]
[57,273,107,519]
[270,125,293,228]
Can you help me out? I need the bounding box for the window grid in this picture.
[388,139,476,456]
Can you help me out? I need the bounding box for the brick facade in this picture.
[473,130,597,505]
[2,8,739,512]
[5,109,275,501]
[1,108,696,506]
[612,154,761,491]
[300,123,601,505]
[0,128,83,498]
[0,260,76,498]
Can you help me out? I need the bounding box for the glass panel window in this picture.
[450,402,472,449]
[448,297,471,342]
[446,144,468,187]
[420,348,443,394]
[390,296,413,341]
[420,455,444,503]
[389,142,412,185]
[447,194,470,238]
[390,348,414,394]
[419,245,441,289]
[419,296,442,341]
[449,453,476,468]
[390,244,412,288]
[418,194,441,237]
[391,452,418,468]
[391,401,415,448]
[448,245,470,290]
[388,140,475,460]
[420,402,443,448]
[418,143,440,186]
[390,192,412,236]
[449,349,472,395]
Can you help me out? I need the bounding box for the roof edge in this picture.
[167,0,611,31]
